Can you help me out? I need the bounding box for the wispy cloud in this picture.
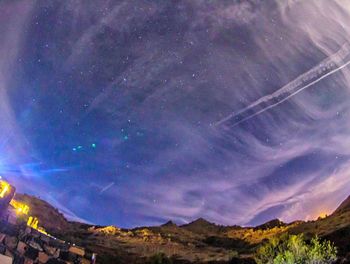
[2,0,350,228]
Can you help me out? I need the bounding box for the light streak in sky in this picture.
[215,43,350,127]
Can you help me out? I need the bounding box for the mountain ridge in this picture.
[13,193,350,264]
[333,195,350,215]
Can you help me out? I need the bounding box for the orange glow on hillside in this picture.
[312,208,330,220]
[318,212,328,219]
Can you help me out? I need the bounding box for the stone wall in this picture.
[0,220,95,264]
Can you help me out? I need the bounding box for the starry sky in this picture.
[1,0,350,228]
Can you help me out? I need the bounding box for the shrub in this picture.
[149,253,173,264]
[255,234,337,264]
[228,250,239,259]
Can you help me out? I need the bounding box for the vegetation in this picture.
[255,234,337,264]
[228,250,239,259]
[149,253,173,264]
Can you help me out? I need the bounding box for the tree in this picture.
[255,234,337,264]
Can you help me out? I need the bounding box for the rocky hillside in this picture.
[14,193,69,232]
[333,195,350,215]
[14,193,350,264]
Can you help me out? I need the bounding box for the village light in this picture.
[0,180,10,198]
[10,199,30,215]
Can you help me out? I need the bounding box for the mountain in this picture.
[254,219,286,230]
[181,218,223,234]
[161,220,177,228]
[11,193,350,264]
[333,195,350,214]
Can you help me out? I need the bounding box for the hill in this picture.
[13,193,350,264]
[14,193,69,232]
[333,195,350,215]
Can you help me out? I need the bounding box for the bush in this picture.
[228,250,239,259]
[149,253,173,264]
[255,234,337,264]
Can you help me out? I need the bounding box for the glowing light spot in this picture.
[0,180,10,198]
[91,143,96,148]
[10,199,30,215]
[318,212,328,219]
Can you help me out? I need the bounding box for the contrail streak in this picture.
[215,43,350,127]
[99,182,115,194]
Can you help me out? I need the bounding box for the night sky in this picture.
[1,0,350,228]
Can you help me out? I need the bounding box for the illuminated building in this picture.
[0,180,16,216]
[0,181,10,198]
[10,199,30,215]
[27,216,39,229]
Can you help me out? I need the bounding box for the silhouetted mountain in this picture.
[181,218,224,234]
[254,219,286,230]
[162,220,177,227]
